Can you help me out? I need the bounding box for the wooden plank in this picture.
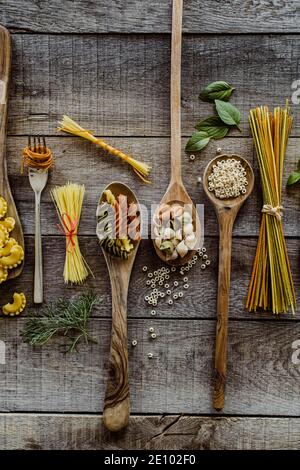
[4,236,300,320]
[0,0,299,34]
[5,137,300,237]
[1,414,300,450]
[7,34,300,136]
[0,319,300,415]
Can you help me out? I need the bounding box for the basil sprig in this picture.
[185,131,210,152]
[195,116,230,139]
[215,99,242,131]
[287,158,300,186]
[185,80,242,155]
[199,81,235,102]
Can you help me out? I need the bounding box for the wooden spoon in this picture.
[0,25,24,278]
[97,181,140,432]
[152,0,201,267]
[203,154,254,411]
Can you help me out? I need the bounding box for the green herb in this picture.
[287,172,300,186]
[215,99,242,131]
[21,293,101,352]
[195,116,230,139]
[287,158,300,186]
[185,131,210,152]
[199,81,235,102]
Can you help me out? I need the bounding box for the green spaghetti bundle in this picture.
[246,105,296,314]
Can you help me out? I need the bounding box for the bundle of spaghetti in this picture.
[22,145,54,172]
[58,115,151,183]
[246,104,296,314]
[51,182,90,284]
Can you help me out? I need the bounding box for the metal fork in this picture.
[28,136,48,304]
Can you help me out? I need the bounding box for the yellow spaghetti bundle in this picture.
[58,115,151,183]
[51,182,90,284]
[246,104,296,314]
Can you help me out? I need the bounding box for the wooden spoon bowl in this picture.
[203,154,255,210]
[153,188,202,267]
[97,181,140,432]
[203,154,254,411]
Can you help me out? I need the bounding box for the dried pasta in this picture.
[96,189,140,259]
[2,292,26,317]
[0,197,7,219]
[51,182,90,284]
[0,196,25,316]
[0,226,9,248]
[22,144,54,171]
[0,244,24,269]
[0,217,15,232]
[0,265,8,284]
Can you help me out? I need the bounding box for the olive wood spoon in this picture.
[203,154,254,411]
[0,25,24,278]
[153,0,201,266]
[98,181,140,432]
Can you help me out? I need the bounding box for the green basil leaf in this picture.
[185,131,210,152]
[287,171,300,186]
[199,81,235,102]
[215,99,241,130]
[195,116,230,139]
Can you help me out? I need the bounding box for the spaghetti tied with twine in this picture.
[57,213,79,252]
[51,182,93,284]
[246,104,296,314]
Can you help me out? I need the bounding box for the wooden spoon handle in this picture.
[103,259,130,432]
[170,0,183,184]
[0,25,11,189]
[213,210,235,411]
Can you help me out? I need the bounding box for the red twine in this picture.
[57,213,78,251]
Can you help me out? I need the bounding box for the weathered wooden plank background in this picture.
[1,0,300,450]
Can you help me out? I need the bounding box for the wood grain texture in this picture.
[4,236,300,320]
[1,414,300,450]
[1,319,300,415]
[0,25,24,278]
[203,155,255,410]
[1,0,300,448]
[103,257,131,432]
[100,182,141,431]
[5,136,300,238]
[6,34,300,136]
[0,0,299,33]
[154,0,201,268]
[170,0,183,185]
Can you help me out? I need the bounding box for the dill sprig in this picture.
[21,292,101,352]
